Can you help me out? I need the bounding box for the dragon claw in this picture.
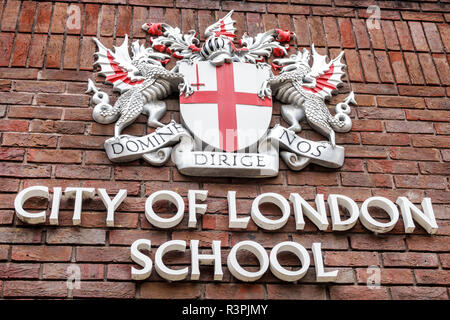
[179,82,194,97]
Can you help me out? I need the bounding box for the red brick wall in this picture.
[0,0,449,300]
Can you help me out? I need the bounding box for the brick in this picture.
[388,52,409,84]
[344,49,363,82]
[0,162,51,177]
[109,230,167,246]
[18,1,36,33]
[395,21,414,51]
[173,231,229,247]
[4,281,67,298]
[402,12,444,23]
[341,172,392,188]
[12,245,72,262]
[15,81,65,93]
[345,145,387,158]
[418,53,440,85]
[323,17,340,47]
[0,92,33,104]
[432,54,450,86]
[11,33,31,67]
[394,175,447,189]
[357,107,404,120]
[0,179,20,192]
[339,18,355,48]
[352,83,397,95]
[28,34,48,68]
[205,283,264,299]
[1,0,20,32]
[293,16,310,47]
[0,228,42,244]
[142,282,201,299]
[425,190,450,204]
[419,162,450,175]
[55,165,111,180]
[76,246,131,263]
[377,96,425,109]
[441,254,450,268]
[83,4,100,36]
[414,270,450,285]
[324,251,379,267]
[46,229,106,245]
[390,147,440,161]
[287,171,338,186]
[8,106,62,120]
[60,135,105,150]
[30,120,85,134]
[292,234,348,250]
[411,136,450,148]
[0,245,9,260]
[267,284,326,300]
[357,268,413,285]
[374,51,394,83]
[361,133,410,146]
[367,160,418,174]
[35,2,52,33]
[381,20,400,50]
[2,133,57,148]
[425,98,449,110]
[437,24,450,52]
[114,166,170,181]
[423,23,444,53]
[40,69,91,81]
[359,50,379,83]
[383,252,439,268]
[391,286,448,300]
[51,3,68,34]
[0,263,40,279]
[46,35,64,68]
[403,52,425,85]
[398,85,445,97]
[63,36,80,70]
[308,16,325,47]
[0,119,28,132]
[406,236,450,252]
[36,93,89,107]
[385,121,433,134]
[73,282,135,299]
[28,149,82,164]
[350,234,406,251]
[267,4,309,14]
[42,263,104,280]
[0,33,13,66]
[330,286,389,300]
[352,19,369,49]
[106,264,132,280]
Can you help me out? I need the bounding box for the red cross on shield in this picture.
[179,61,273,152]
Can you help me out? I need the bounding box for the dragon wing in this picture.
[238,30,288,64]
[303,45,346,100]
[93,35,144,93]
[204,10,236,39]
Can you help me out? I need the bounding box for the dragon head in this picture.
[131,40,171,73]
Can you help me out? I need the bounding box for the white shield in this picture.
[179,61,272,152]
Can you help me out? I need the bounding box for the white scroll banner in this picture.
[267,125,345,170]
[104,121,189,163]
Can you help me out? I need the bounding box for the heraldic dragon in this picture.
[87,10,355,148]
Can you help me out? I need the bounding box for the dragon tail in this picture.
[328,92,356,133]
[86,79,120,124]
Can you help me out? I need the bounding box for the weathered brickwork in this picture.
[0,0,448,300]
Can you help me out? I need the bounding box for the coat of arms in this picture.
[87,11,356,178]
